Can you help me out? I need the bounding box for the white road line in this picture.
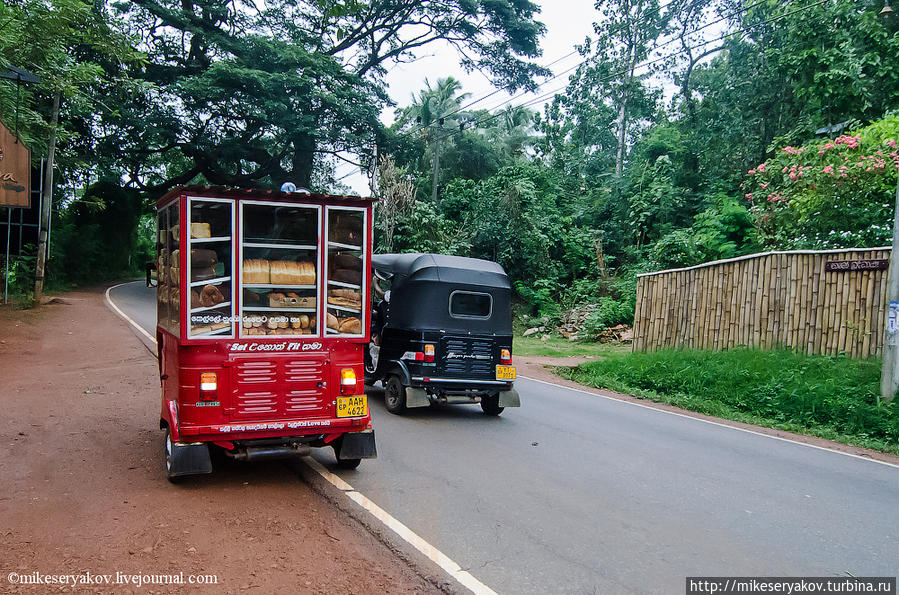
[520,375,899,470]
[304,459,498,595]
[105,282,496,595]
[105,283,156,343]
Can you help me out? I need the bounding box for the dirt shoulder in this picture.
[0,288,438,594]
[514,355,899,467]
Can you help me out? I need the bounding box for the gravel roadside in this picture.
[0,288,439,594]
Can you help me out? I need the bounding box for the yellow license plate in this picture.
[336,395,368,418]
[496,365,517,380]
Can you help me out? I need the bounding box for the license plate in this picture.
[496,365,517,380]
[336,395,368,418]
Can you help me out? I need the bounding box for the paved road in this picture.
[110,281,899,594]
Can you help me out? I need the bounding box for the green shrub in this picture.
[582,296,634,338]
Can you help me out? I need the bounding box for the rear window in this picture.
[449,291,492,319]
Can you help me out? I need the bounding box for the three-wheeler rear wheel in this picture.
[163,428,181,483]
[384,375,407,415]
[480,392,504,416]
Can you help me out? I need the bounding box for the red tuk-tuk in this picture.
[155,186,376,481]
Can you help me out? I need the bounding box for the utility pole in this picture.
[879,0,897,404]
[431,118,444,202]
[881,171,899,404]
[33,91,59,306]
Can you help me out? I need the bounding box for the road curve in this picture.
[109,281,899,594]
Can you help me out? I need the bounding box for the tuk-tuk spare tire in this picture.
[385,375,407,415]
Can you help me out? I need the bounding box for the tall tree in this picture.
[108,0,548,193]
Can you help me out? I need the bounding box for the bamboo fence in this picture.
[632,247,892,358]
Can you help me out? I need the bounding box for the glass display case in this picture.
[186,197,234,338]
[325,206,366,337]
[155,201,180,336]
[238,201,320,337]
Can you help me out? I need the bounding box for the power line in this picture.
[427,0,826,147]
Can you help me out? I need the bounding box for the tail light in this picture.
[199,372,218,400]
[500,349,512,365]
[340,368,357,395]
[423,344,435,363]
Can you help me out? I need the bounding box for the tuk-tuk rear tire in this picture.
[384,375,407,415]
[480,393,504,416]
[163,428,182,484]
[336,457,362,470]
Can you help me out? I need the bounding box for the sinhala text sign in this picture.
[0,120,31,208]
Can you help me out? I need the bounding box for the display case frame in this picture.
[324,205,368,338]
[237,199,323,339]
[184,196,236,340]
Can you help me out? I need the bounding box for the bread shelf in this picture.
[327,304,361,314]
[328,280,361,290]
[241,307,316,313]
[326,328,361,336]
[190,301,232,314]
[189,326,232,338]
[189,275,230,287]
[190,275,231,288]
[242,284,316,290]
[243,242,317,250]
[190,236,231,243]
[328,241,362,251]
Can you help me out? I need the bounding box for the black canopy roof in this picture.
[372,253,509,290]
[372,253,512,333]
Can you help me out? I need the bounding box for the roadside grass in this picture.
[513,335,630,358]
[562,348,899,456]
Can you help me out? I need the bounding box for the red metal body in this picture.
[154,186,374,458]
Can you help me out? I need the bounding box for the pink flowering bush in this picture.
[742,116,899,248]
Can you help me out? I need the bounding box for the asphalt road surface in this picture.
[110,281,899,594]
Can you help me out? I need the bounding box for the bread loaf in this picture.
[243,259,270,284]
[331,253,362,271]
[190,290,201,309]
[199,284,225,307]
[191,266,217,282]
[270,261,315,285]
[190,248,218,267]
[327,288,362,309]
[338,317,361,334]
[327,312,339,330]
[331,267,362,285]
[190,222,211,239]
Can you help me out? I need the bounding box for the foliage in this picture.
[582,297,634,339]
[567,348,899,454]
[104,0,548,193]
[742,116,899,248]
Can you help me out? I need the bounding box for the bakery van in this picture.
[155,186,376,481]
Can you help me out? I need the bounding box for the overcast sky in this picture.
[339,0,601,194]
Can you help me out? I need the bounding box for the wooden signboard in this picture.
[0,120,31,208]
[824,259,889,272]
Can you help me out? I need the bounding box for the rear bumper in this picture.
[410,376,513,389]
[178,416,370,443]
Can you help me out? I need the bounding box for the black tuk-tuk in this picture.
[366,253,520,415]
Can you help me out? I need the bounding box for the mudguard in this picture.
[386,360,412,385]
[169,441,213,476]
[338,430,378,459]
[405,387,430,408]
[498,387,521,408]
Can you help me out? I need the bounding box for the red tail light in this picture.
[340,368,357,395]
[199,372,218,401]
[424,344,435,363]
[500,349,512,365]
